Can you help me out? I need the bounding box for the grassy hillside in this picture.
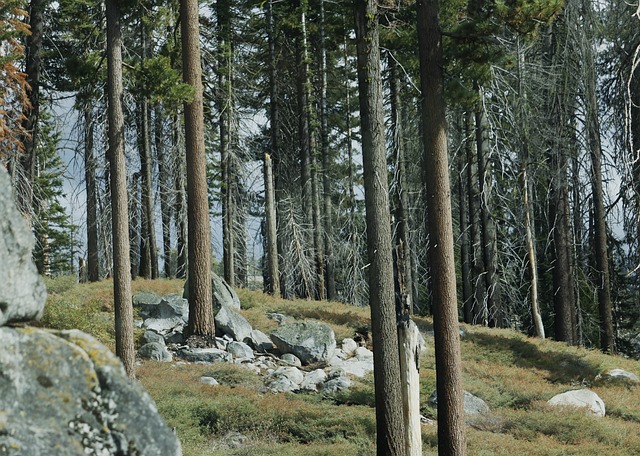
[41,276,640,455]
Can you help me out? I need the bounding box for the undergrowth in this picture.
[41,275,640,455]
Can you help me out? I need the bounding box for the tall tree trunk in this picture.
[264,153,280,296]
[155,105,173,278]
[320,0,336,300]
[130,173,140,279]
[550,157,577,344]
[417,0,467,453]
[522,151,544,338]
[466,113,487,325]
[138,20,158,280]
[266,0,285,297]
[583,13,614,352]
[217,0,235,288]
[516,38,544,338]
[311,153,326,300]
[173,114,188,279]
[16,0,44,222]
[345,32,359,305]
[389,54,414,315]
[138,99,158,279]
[84,104,99,282]
[297,2,312,227]
[354,1,406,453]
[181,0,214,337]
[106,0,135,379]
[547,13,578,346]
[475,98,502,327]
[457,120,473,323]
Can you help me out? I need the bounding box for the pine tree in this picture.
[32,110,79,276]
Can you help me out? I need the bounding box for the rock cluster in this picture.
[133,290,375,394]
[0,165,181,456]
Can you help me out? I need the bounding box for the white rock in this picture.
[227,341,255,360]
[200,376,219,386]
[143,317,184,335]
[605,368,639,383]
[272,366,304,385]
[322,377,351,393]
[301,369,328,392]
[341,338,358,356]
[355,346,374,361]
[548,389,605,417]
[281,353,302,367]
[341,358,374,378]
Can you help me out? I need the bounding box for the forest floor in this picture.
[41,276,640,455]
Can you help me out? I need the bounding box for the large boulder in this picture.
[429,390,490,416]
[0,327,181,455]
[134,293,189,324]
[139,342,173,362]
[215,306,253,343]
[132,292,163,318]
[548,389,606,417]
[183,272,241,312]
[0,166,46,326]
[178,347,233,364]
[270,321,336,365]
[603,368,639,383]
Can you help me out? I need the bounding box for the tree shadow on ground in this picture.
[466,331,601,384]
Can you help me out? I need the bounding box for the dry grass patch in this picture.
[137,360,376,455]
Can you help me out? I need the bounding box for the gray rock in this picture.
[0,327,181,455]
[215,306,253,343]
[267,312,287,324]
[332,348,348,360]
[270,321,336,365]
[250,329,276,352]
[142,330,166,346]
[227,341,255,360]
[322,376,352,394]
[200,376,219,386]
[178,347,232,364]
[157,295,189,322]
[272,366,304,385]
[327,366,347,380]
[132,292,163,318]
[267,376,299,393]
[548,389,606,417]
[0,167,46,326]
[267,366,304,392]
[336,358,374,378]
[429,390,490,415]
[165,328,185,344]
[354,346,374,361]
[603,368,639,383]
[281,353,302,367]
[139,342,173,362]
[219,431,248,449]
[143,316,184,335]
[341,338,358,356]
[183,272,241,312]
[301,369,327,392]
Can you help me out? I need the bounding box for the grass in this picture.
[41,275,640,455]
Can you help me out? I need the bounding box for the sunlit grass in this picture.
[41,276,640,455]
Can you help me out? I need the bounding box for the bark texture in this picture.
[106,0,135,379]
[417,0,467,453]
[181,0,214,337]
[354,1,406,454]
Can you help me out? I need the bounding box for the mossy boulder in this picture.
[270,321,336,365]
[0,327,181,455]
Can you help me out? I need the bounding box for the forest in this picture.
[1,0,640,453]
